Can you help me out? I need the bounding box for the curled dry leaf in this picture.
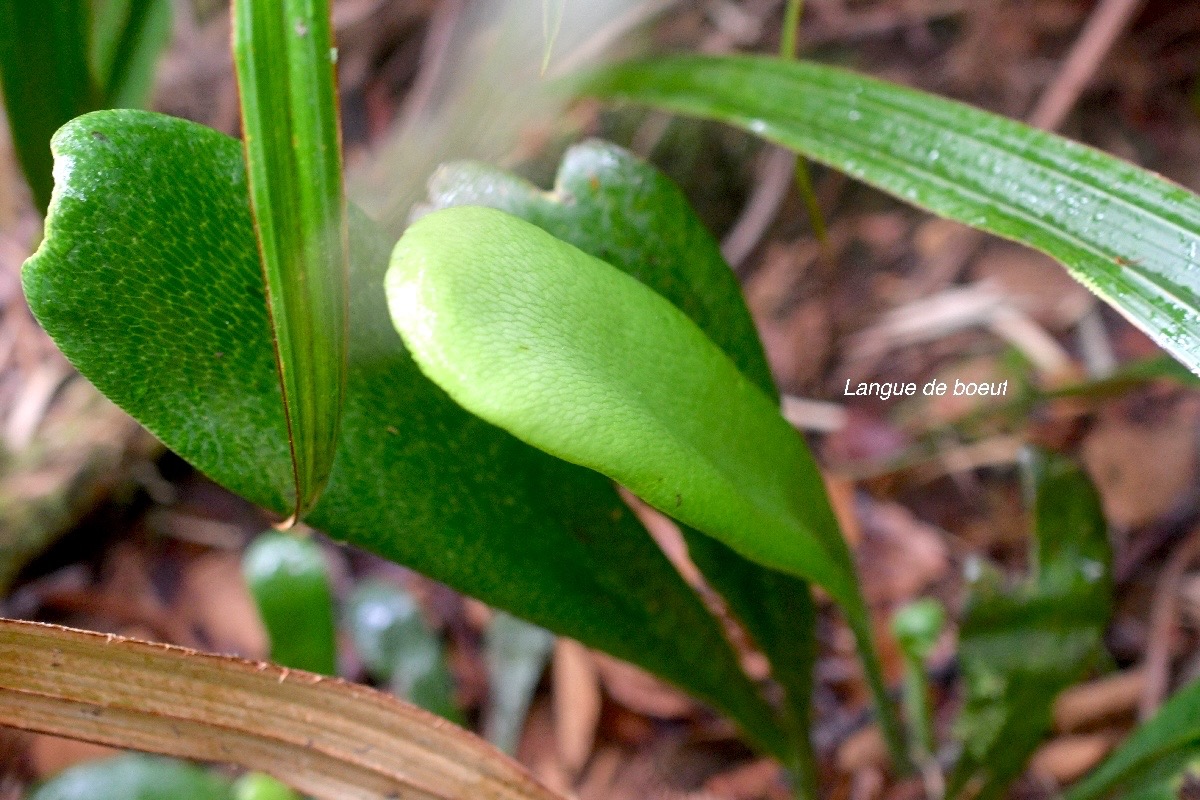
[0,618,565,800]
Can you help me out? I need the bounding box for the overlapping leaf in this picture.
[421,143,821,779]
[22,110,788,760]
[949,451,1112,800]
[387,205,907,765]
[91,0,172,108]
[346,580,464,724]
[578,55,1200,376]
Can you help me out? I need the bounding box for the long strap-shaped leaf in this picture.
[0,0,95,213]
[232,0,349,520]
[387,205,908,767]
[0,618,563,800]
[576,55,1200,376]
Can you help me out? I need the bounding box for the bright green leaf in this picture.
[30,754,231,800]
[483,611,555,755]
[23,110,789,761]
[387,204,907,768]
[423,141,823,778]
[232,773,301,800]
[243,531,338,676]
[949,450,1112,800]
[232,0,349,520]
[578,55,1200,377]
[345,579,464,725]
[0,0,96,212]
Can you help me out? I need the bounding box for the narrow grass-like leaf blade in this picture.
[0,0,95,212]
[232,0,349,519]
[578,55,1200,376]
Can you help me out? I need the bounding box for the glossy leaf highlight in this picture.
[579,54,1200,377]
[232,0,350,519]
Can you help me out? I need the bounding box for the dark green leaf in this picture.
[346,579,464,725]
[0,0,96,212]
[23,110,788,761]
[29,754,231,800]
[232,0,349,519]
[1067,680,1200,800]
[483,611,555,755]
[387,204,906,767]
[243,531,338,676]
[578,55,1200,377]
[91,0,172,108]
[949,450,1112,800]
[425,143,820,779]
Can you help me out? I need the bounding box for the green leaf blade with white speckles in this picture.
[578,54,1200,376]
[22,109,790,762]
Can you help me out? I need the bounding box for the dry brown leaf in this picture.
[0,619,565,800]
[855,500,949,607]
[836,725,889,774]
[1082,405,1199,529]
[1028,732,1119,785]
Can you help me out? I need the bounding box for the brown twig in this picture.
[721,147,797,272]
[1027,0,1148,131]
[1138,526,1200,719]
